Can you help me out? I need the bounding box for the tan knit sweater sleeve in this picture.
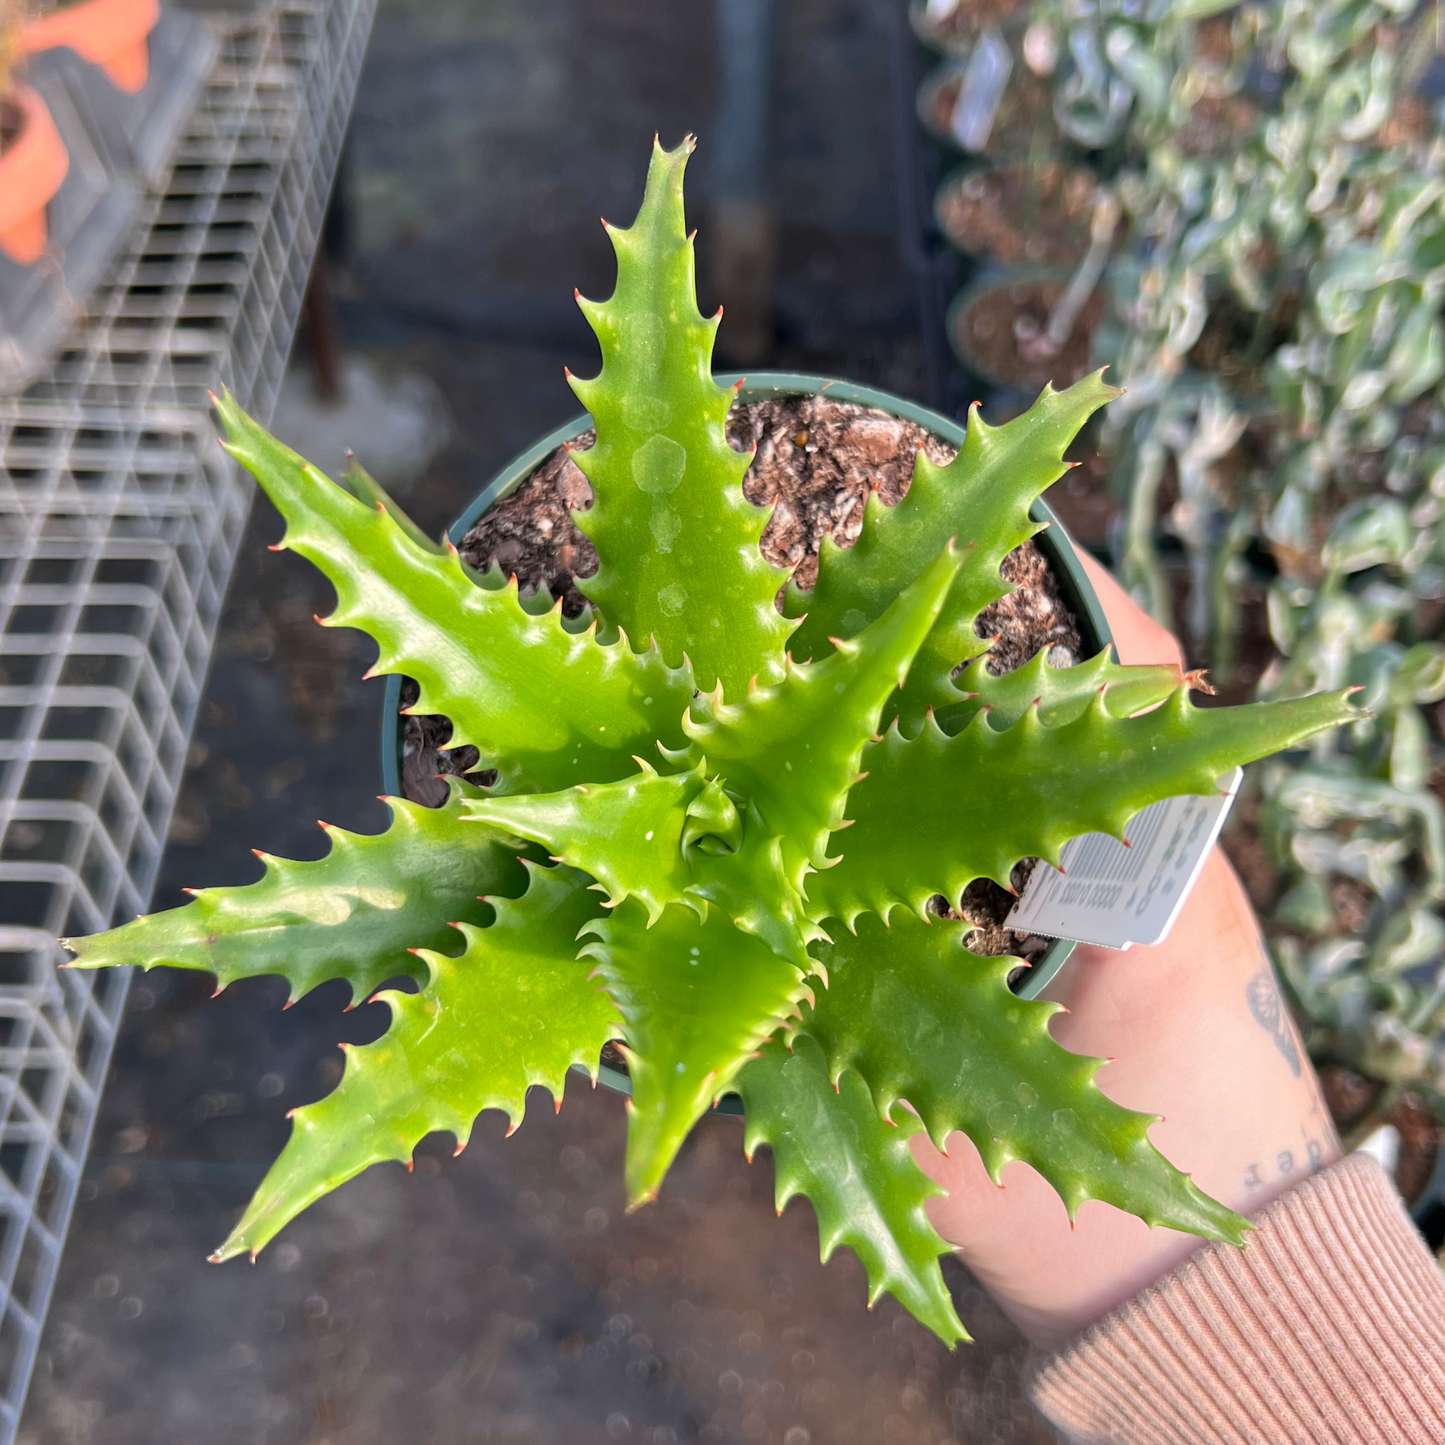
[1028,1153,1445,1445]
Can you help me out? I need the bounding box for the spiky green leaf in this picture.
[217,394,695,794]
[802,911,1246,1241]
[787,375,1117,729]
[685,543,962,885]
[580,898,807,1204]
[464,762,706,924]
[339,454,446,556]
[64,781,526,1006]
[813,686,1362,923]
[462,765,814,968]
[567,137,793,699]
[937,648,1186,734]
[214,863,614,1260]
[736,1035,968,1345]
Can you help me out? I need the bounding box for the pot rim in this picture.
[377,372,1114,1101]
[946,264,1103,393]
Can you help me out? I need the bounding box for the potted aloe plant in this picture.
[0,0,68,267]
[65,139,1358,1344]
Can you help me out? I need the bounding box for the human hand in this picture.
[911,550,1340,1351]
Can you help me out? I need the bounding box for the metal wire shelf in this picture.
[0,1,373,1433]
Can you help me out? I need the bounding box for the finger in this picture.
[1076,550,1184,669]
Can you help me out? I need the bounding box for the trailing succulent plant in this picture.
[1094,0,1445,1118]
[67,139,1357,1344]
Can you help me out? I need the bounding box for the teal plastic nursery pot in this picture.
[378,373,1114,1100]
[946,265,1105,394]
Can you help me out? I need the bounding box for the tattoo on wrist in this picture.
[1245,969,1302,1078]
[1245,1132,1328,1190]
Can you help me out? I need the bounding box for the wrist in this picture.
[916,851,1340,1352]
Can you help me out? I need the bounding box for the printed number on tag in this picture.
[1004,770,1243,951]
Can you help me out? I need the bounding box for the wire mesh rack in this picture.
[0,0,373,1434]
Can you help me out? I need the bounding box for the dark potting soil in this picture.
[1381,96,1432,149]
[729,394,956,589]
[1319,1064,1384,1132]
[397,396,1082,961]
[398,679,491,808]
[1386,1093,1441,1206]
[976,541,1081,673]
[458,437,598,618]
[1319,1066,1440,1206]
[1323,1075,1439,1208]
[953,278,1105,393]
[936,164,1097,268]
[1174,94,1260,159]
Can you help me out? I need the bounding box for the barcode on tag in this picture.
[1005,769,1243,951]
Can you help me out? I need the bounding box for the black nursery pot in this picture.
[378,374,1114,1099]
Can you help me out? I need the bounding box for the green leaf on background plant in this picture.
[801,912,1247,1241]
[786,374,1117,730]
[812,685,1362,923]
[213,863,614,1261]
[64,780,527,1006]
[1389,643,1445,706]
[736,1034,968,1345]
[567,137,793,700]
[217,394,696,794]
[580,897,808,1205]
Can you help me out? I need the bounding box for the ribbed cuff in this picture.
[1029,1154,1445,1445]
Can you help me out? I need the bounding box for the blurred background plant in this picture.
[1091,0,1445,1155]
[918,0,1243,396]
[913,0,1445,1183]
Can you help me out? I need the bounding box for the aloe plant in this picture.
[66,139,1357,1345]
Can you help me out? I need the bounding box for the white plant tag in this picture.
[949,28,1012,152]
[1005,769,1243,950]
